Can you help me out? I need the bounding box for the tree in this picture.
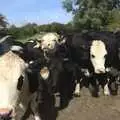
[62,0,120,31]
[0,14,8,29]
[0,14,8,37]
[106,9,120,31]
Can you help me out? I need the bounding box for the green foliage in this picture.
[0,14,8,29]
[106,9,120,31]
[0,14,8,37]
[7,22,71,42]
[8,23,40,39]
[62,0,120,31]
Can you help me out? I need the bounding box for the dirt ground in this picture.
[57,88,120,120]
[17,86,120,120]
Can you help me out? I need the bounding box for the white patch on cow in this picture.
[104,84,110,96]
[19,103,24,110]
[103,78,110,95]
[63,58,69,61]
[29,61,34,64]
[90,40,107,74]
[74,82,80,97]
[106,67,111,72]
[33,41,41,48]
[0,51,29,118]
[28,40,34,43]
[10,45,23,51]
[34,115,41,120]
[40,67,50,80]
[81,68,90,77]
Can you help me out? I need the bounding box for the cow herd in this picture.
[0,31,120,120]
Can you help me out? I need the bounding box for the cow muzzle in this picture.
[95,68,106,74]
[0,108,14,119]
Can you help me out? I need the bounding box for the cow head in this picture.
[41,33,60,53]
[90,40,107,74]
[0,51,28,119]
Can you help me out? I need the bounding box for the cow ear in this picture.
[17,75,24,91]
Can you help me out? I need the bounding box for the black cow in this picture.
[61,31,119,97]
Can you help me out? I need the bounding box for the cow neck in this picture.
[44,51,60,62]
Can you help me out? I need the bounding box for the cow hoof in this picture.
[91,92,99,97]
[74,92,81,97]
[110,90,118,96]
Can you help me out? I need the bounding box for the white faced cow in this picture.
[40,32,66,58]
[0,50,41,120]
[40,33,59,53]
[90,40,107,74]
[0,51,28,119]
[71,32,118,97]
[90,40,110,95]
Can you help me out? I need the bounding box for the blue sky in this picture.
[0,0,72,26]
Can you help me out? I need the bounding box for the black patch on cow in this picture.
[17,75,24,91]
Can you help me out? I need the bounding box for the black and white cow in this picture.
[66,31,119,97]
[31,33,75,109]
[40,32,66,59]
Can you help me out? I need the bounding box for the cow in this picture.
[0,50,29,120]
[29,33,75,109]
[0,36,54,120]
[21,61,56,120]
[65,31,119,97]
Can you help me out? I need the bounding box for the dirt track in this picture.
[18,87,120,120]
[57,87,120,120]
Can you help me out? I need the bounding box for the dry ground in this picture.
[17,86,120,120]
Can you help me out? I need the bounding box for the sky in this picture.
[0,0,72,26]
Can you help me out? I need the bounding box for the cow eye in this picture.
[48,44,50,46]
[53,39,56,42]
[58,39,61,42]
[104,54,107,58]
[17,75,24,91]
[91,54,95,58]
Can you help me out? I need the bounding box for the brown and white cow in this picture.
[0,50,42,120]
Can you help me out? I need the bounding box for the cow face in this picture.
[41,33,59,53]
[0,51,27,119]
[90,40,107,74]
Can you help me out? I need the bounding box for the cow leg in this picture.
[21,102,31,120]
[74,80,81,97]
[108,76,118,96]
[102,77,110,96]
[34,114,41,120]
[89,77,99,97]
[104,83,110,95]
